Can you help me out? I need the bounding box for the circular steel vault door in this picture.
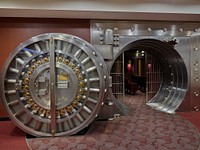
[0,33,108,137]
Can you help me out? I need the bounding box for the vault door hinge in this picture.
[99,29,119,47]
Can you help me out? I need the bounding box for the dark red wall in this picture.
[0,18,90,117]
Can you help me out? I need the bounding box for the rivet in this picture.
[194,106,199,111]
[194,47,198,51]
[131,28,135,32]
[163,28,167,32]
[164,38,169,42]
[194,62,198,66]
[179,28,183,32]
[100,36,104,41]
[147,28,152,32]
[194,28,198,32]
[114,27,118,31]
[81,71,85,75]
[194,92,199,96]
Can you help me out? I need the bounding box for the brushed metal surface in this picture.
[91,20,200,114]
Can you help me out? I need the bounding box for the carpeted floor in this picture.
[0,92,199,149]
[0,120,29,150]
[25,93,200,150]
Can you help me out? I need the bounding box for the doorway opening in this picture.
[124,50,163,102]
[110,39,188,114]
[111,50,163,108]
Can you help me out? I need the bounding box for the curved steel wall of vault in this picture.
[113,39,188,114]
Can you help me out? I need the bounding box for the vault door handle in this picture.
[49,36,56,137]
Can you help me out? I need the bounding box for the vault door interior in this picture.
[120,39,188,114]
[0,33,108,137]
[123,50,163,102]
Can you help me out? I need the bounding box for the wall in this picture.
[0,18,90,117]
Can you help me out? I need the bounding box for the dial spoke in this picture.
[83,106,92,114]
[9,67,19,73]
[81,57,90,65]
[34,43,42,52]
[86,66,96,73]
[16,58,25,65]
[87,97,98,104]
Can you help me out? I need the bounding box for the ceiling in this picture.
[0,0,200,20]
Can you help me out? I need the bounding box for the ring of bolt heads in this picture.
[20,53,87,119]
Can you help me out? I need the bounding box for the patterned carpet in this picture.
[27,93,200,150]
